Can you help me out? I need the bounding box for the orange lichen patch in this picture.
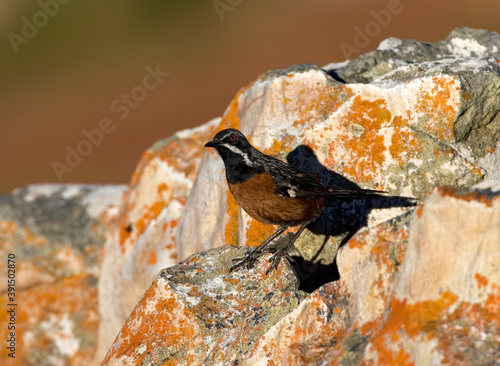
[0,274,99,366]
[245,219,277,247]
[289,82,353,130]
[347,218,409,266]
[482,285,500,325]
[435,186,496,207]
[177,196,188,207]
[263,134,296,158]
[389,116,422,165]
[313,94,425,185]
[118,219,134,249]
[264,295,349,364]
[225,190,239,246]
[415,205,423,218]
[415,76,460,142]
[103,281,198,365]
[23,227,47,247]
[357,223,409,296]
[347,233,368,250]
[323,97,393,183]
[364,291,459,364]
[127,119,217,197]
[148,249,157,265]
[22,274,99,316]
[463,160,484,177]
[474,273,489,289]
[376,347,414,366]
[134,123,218,187]
[161,132,215,178]
[135,200,167,238]
[0,220,18,237]
[430,288,500,364]
[400,291,458,337]
[347,97,391,129]
[157,182,168,194]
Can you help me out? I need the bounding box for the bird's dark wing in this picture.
[260,154,386,199]
[260,155,332,198]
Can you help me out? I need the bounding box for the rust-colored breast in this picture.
[228,173,325,227]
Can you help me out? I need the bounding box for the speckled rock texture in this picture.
[243,181,500,365]
[102,246,306,366]
[0,184,126,366]
[103,178,500,366]
[2,27,500,365]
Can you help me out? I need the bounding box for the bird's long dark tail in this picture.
[326,187,417,207]
[326,187,387,199]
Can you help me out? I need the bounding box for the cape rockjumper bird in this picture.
[205,128,387,273]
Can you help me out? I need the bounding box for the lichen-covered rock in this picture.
[177,26,500,268]
[242,179,500,365]
[101,245,306,366]
[379,184,500,365]
[103,178,500,365]
[243,210,412,365]
[96,119,219,360]
[0,184,126,366]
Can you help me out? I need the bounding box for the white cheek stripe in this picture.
[221,143,254,166]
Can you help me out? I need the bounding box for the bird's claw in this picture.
[230,249,289,274]
[230,255,257,272]
[266,251,286,274]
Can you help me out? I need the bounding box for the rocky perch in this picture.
[2,27,500,366]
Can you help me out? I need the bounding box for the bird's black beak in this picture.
[205,141,215,148]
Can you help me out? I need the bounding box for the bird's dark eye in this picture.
[229,134,236,142]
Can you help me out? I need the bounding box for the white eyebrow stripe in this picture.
[221,143,254,166]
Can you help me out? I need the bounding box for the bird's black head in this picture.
[205,128,252,150]
[205,128,263,184]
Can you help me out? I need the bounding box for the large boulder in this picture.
[0,184,126,366]
[101,27,500,365]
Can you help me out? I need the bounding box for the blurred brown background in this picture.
[1,0,499,193]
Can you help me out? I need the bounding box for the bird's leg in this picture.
[267,223,308,274]
[230,226,286,272]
